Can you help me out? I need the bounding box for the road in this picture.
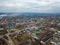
[6,34,15,45]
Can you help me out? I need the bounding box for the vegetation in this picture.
[34,29,45,35]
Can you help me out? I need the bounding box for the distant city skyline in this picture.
[0,0,60,13]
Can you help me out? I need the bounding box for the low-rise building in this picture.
[0,28,7,35]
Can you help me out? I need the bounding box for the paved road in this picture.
[6,34,15,45]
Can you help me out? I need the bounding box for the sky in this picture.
[0,0,60,13]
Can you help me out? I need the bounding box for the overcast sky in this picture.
[0,0,60,13]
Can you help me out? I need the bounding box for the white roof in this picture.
[0,28,4,31]
[57,31,60,33]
